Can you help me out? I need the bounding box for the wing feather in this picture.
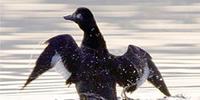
[112,45,171,96]
[22,34,80,89]
[113,45,149,92]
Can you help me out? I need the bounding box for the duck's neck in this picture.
[81,24,107,50]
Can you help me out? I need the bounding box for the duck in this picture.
[22,7,171,100]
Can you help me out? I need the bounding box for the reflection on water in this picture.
[1,0,200,99]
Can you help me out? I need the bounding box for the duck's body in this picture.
[22,7,171,100]
[63,8,117,99]
[75,48,117,99]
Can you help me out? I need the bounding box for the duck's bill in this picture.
[64,15,76,21]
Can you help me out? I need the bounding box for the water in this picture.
[1,0,200,100]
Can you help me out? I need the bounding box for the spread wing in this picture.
[112,45,171,96]
[22,34,80,89]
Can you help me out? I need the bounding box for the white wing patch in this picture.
[51,52,72,80]
[136,63,150,88]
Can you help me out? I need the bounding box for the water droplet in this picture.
[91,28,95,31]
[159,78,163,81]
[156,75,159,79]
[96,33,100,37]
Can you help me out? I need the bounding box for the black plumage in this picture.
[22,7,171,100]
[22,34,80,89]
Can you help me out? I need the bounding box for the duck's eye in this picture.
[76,13,83,20]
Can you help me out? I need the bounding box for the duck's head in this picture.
[64,7,97,32]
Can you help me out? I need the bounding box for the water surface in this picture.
[1,0,200,99]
